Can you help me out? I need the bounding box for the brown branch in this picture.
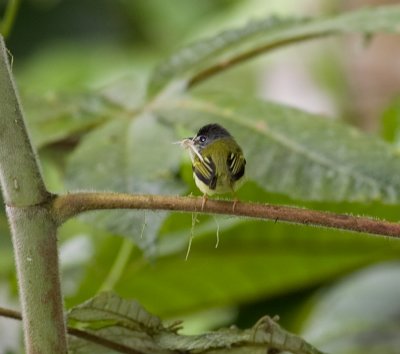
[0,306,146,354]
[52,192,400,239]
[187,32,328,89]
[0,306,21,321]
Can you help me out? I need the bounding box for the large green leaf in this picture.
[300,261,400,354]
[63,179,400,318]
[150,5,400,95]
[380,98,400,149]
[156,92,400,203]
[68,292,170,354]
[67,292,325,354]
[113,219,399,317]
[65,113,185,253]
[23,75,147,148]
[23,92,114,148]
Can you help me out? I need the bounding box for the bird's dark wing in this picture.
[192,156,217,190]
[227,152,246,181]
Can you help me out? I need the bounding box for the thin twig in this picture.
[51,192,400,239]
[67,328,145,354]
[187,33,327,89]
[0,306,146,354]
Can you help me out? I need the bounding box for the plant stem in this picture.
[0,42,47,206]
[0,0,20,39]
[0,36,67,353]
[98,237,134,292]
[53,192,400,239]
[7,205,67,353]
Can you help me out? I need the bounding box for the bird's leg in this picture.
[201,194,208,211]
[232,198,238,212]
[231,189,238,212]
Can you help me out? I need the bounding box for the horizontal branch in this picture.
[52,192,400,239]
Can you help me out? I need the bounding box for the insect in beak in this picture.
[173,137,204,162]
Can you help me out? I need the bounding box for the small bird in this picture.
[179,123,246,209]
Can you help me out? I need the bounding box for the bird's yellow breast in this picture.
[192,138,245,196]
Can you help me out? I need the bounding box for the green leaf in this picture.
[65,183,400,319]
[26,93,112,148]
[63,231,129,308]
[380,98,400,150]
[65,113,185,253]
[68,292,171,354]
[68,292,325,354]
[150,5,400,95]
[68,292,163,330]
[23,75,147,148]
[156,92,400,203]
[300,261,400,354]
[114,218,398,317]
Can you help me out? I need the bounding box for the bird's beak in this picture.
[173,137,204,162]
[172,137,194,145]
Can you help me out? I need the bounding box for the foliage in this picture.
[67,291,325,354]
[301,261,400,354]
[149,6,400,95]
[2,2,400,353]
[156,92,400,202]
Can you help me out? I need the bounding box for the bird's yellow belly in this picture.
[193,172,242,196]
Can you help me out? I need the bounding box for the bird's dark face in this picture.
[192,124,231,150]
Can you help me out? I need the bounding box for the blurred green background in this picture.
[2,0,400,353]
